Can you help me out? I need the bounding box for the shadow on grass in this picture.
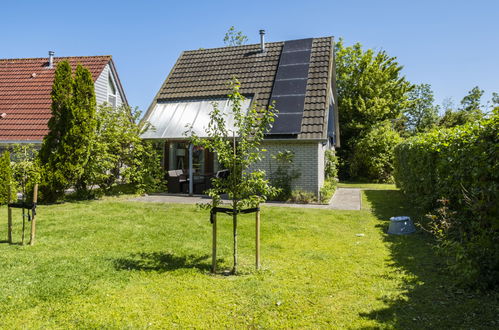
[113,252,211,273]
[360,190,498,329]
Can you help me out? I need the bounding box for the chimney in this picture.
[48,51,55,68]
[259,30,266,52]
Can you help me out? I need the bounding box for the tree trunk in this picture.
[232,200,238,274]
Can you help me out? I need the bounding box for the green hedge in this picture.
[394,109,498,288]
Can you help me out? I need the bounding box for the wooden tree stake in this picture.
[29,184,38,246]
[256,207,260,270]
[7,185,12,244]
[211,211,217,274]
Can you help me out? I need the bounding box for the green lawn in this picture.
[0,192,497,328]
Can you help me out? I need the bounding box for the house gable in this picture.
[143,36,337,142]
[0,55,126,143]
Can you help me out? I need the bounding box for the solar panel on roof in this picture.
[268,38,313,135]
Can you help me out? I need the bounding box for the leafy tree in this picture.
[39,62,97,202]
[334,39,412,178]
[403,83,439,134]
[460,86,484,112]
[349,121,403,183]
[439,87,484,128]
[0,151,15,204]
[491,92,499,107]
[223,26,248,46]
[189,79,278,274]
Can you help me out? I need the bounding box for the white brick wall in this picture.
[251,140,326,196]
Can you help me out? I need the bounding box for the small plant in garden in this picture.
[10,144,41,203]
[320,149,339,204]
[188,79,278,274]
[269,150,300,201]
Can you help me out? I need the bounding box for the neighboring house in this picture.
[142,33,339,197]
[0,52,127,146]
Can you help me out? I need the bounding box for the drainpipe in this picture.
[189,143,193,196]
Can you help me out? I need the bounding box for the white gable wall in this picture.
[94,64,123,106]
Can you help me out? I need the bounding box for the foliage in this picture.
[223,26,248,46]
[39,62,97,202]
[350,121,403,183]
[324,149,338,180]
[319,149,339,204]
[319,179,337,204]
[10,144,41,203]
[269,150,300,201]
[403,83,439,134]
[188,79,278,273]
[439,86,485,128]
[288,190,317,204]
[0,151,15,204]
[77,104,165,198]
[459,86,484,112]
[334,39,412,178]
[394,110,498,288]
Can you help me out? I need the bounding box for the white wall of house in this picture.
[94,64,123,107]
[252,140,326,197]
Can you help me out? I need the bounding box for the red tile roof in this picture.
[0,56,111,142]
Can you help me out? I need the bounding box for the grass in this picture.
[0,192,497,328]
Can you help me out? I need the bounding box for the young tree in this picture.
[223,26,248,46]
[403,83,439,134]
[334,39,412,178]
[189,79,278,274]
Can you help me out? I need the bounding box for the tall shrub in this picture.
[78,104,165,196]
[394,110,499,288]
[350,121,403,182]
[39,61,74,201]
[0,151,14,204]
[39,62,97,202]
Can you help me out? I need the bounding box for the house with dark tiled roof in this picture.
[142,32,339,197]
[0,52,127,144]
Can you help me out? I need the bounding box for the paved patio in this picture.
[131,188,361,211]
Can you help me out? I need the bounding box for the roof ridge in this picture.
[183,36,333,53]
[0,55,112,62]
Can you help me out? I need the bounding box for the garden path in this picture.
[131,188,361,211]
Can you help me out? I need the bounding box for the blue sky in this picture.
[2,0,498,113]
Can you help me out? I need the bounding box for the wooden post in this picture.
[29,184,38,246]
[21,207,26,245]
[232,210,238,274]
[256,207,260,270]
[211,211,217,274]
[7,185,12,244]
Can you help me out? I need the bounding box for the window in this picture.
[107,73,117,107]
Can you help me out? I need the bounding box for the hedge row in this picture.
[394,109,498,288]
